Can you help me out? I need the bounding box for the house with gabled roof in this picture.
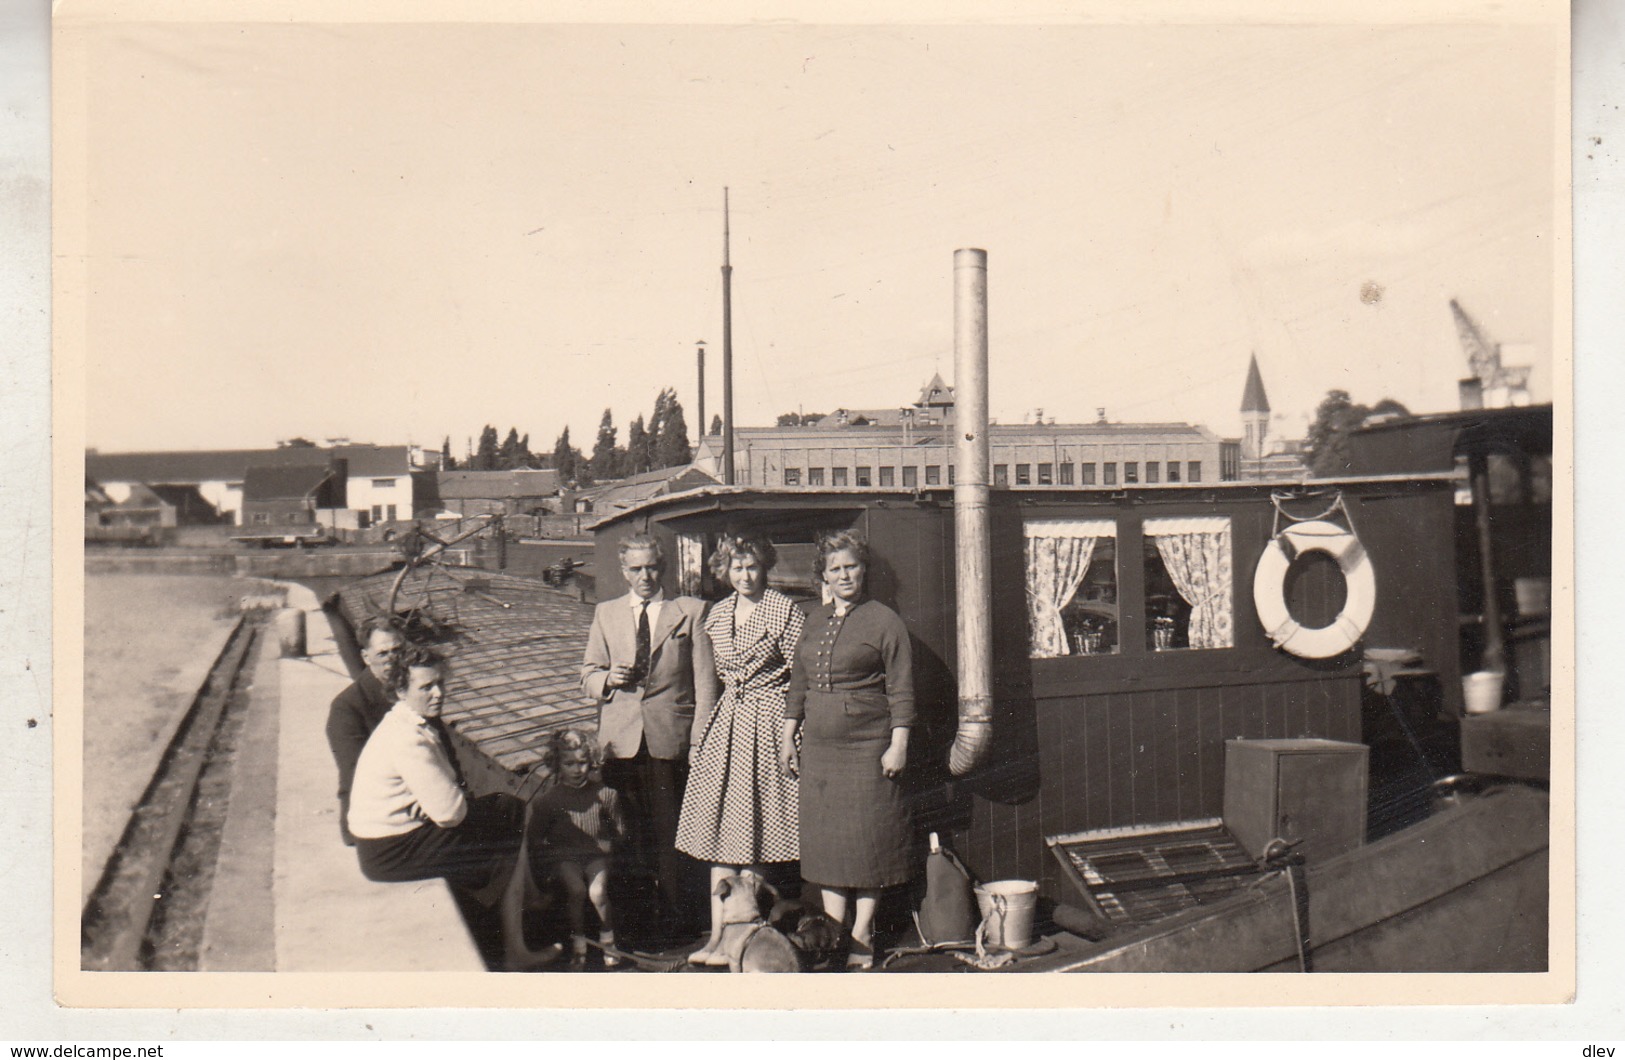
[240,464,346,528]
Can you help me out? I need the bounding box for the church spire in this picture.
[1240,354,1271,461]
[1240,353,1271,414]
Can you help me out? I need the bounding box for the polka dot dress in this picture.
[675,589,805,865]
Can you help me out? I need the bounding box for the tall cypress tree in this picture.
[590,409,621,480]
[626,414,651,476]
[552,426,577,484]
[475,425,500,471]
[655,389,692,468]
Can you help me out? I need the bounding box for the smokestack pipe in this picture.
[721,188,735,485]
[696,341,707,441]
[950,248,993,777]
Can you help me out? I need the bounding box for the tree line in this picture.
[441,387,696,487]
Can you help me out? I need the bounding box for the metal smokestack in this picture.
[696,340,707,440]
[950,247,993,777]
[721,189,735,485]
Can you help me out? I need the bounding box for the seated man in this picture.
[325,619,404,845]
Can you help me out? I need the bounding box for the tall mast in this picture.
[721,188,735,485]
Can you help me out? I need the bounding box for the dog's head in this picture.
[713,871,780,926]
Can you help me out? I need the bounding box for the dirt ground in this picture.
[80,571,282,904]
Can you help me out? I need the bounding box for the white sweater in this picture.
[347,704,468,839]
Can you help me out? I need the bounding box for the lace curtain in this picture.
[1025,519,1113,658]
[1144,516,1233,649]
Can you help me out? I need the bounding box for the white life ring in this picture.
[1252,520,1376,659]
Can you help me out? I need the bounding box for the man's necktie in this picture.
[634,601,652,685]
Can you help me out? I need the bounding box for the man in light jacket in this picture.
[581,532,712,940]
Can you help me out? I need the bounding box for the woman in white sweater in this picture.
[348,645,554,969]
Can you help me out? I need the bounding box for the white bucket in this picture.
[974,879,1038,950]
[1514,577,1550,617]
[1462,671,1504,714]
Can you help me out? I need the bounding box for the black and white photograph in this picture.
[47,0,1580,1015]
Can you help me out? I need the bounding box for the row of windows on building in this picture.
[779,460,1204,488]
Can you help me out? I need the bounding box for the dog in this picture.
[713,871,849,973]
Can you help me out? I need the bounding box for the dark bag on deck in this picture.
[916,832,978,946]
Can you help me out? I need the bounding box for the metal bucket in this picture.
[974,879,1038,950]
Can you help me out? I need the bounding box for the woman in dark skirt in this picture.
[348,645,552,969]
[783,531,914,969]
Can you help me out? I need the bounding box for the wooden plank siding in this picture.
[956,672,1364,899]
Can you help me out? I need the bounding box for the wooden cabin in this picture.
[589,470,1461,905]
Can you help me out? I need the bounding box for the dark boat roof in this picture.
[1345,403,1554,476]
[333,567,597,776]
[587,473,1460,531]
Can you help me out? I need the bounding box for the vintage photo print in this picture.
[52,0,1573,1011]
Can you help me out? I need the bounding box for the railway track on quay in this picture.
[81,614,266,972]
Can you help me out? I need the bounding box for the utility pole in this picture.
[722,188,736,485]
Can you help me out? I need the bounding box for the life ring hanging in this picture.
[1252,519,1376,659]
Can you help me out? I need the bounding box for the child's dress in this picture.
[525,779,624,872]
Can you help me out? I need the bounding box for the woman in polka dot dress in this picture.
[675,531,805,965]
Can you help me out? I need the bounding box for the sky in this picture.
[67,14,1561,456]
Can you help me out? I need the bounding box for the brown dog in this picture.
[713,872,849,973]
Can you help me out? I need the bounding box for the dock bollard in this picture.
[275,607,307,658]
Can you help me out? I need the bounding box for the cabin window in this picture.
[372,478,397,489]
[808,468,825,485]
[1187,461,1202,483]
[783,469,801,486]
[676,533,706,595]
[925,465,941,485]
[994,465,1009,485]
[226,482,244,491]
[949,466,956,485]
[1124,462,1139,484]
[1103,463,1118,486]
[1024,519,1119,658]
[1080,463,1096,485]
[1146,462,1160,484]
[1142,516,1234,651]
[1167,461,1181,483]
[1038,463,1053,485]
[1058,463,1074,485]
[856,467,873,487]
[371,505,383,521]
[902,466,919,488]
[878,466,895,487]
[833,468,849,487]
[1015,464,1031,485]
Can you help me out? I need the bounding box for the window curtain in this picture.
[1145,516,1233,649]
[1025,519,1113,658]
[676,533,705,596]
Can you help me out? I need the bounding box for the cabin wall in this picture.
[1351,487,1463,716]
[958,674,1363,901]
[949,491,1397,900]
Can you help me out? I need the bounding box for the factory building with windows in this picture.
[694,374,1240,489]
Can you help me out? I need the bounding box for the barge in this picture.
[323,247,1553,973]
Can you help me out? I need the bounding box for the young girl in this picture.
[525,728,626,969]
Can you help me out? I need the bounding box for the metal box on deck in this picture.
[1223,738,1368,865]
